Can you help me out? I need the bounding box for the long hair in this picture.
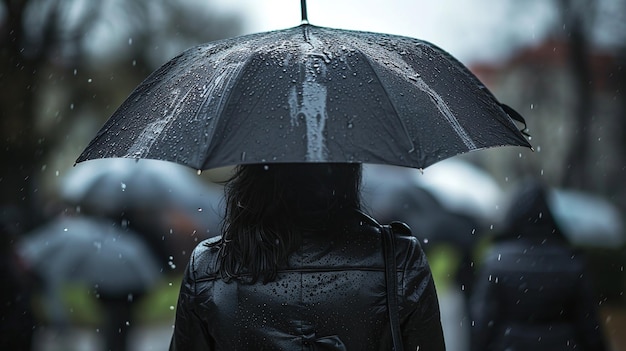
[217,163,362,283]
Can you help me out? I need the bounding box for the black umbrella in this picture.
[76,8,531,170]
[18,216,161,296]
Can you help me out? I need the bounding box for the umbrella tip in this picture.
[300,0,309,24]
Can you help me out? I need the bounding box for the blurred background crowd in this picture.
[1,0,625,350]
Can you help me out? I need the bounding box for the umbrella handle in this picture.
[301,0,308,24]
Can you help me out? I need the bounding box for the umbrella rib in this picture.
[357,53,417,154]
[196,50,256,169]
[412,77,477,150]
[353,36,479,152]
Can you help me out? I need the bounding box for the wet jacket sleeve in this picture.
[400,236,446,351]
[169,248,215,351]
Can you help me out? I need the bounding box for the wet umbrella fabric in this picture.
[76,24,531,170]
[18,216,161,295]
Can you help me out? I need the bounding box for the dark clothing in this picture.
[470,180,607,351]
[0,249,36,351]
[470,237,607,351]
[170,213,445,350]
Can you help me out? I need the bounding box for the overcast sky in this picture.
[210,0,559,65]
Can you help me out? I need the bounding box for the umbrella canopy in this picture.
[76,24,531,171]
[18,216,161,295]
[547,189,625,249]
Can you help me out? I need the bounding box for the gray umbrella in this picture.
[76,21,531,171]
[18,216,161,296]
[61,158,224,235]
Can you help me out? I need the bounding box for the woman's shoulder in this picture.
[187,236,222,278]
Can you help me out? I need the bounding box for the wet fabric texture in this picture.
[77,24,531,171]
[169,212,445,350]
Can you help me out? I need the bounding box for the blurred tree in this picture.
[0,0,243,229]
[554,1,626,239]
[556,0,595,189]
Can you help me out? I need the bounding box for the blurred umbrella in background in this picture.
[362,163,480,247]
[61,158,223,232]
[18,215,161,324]
[412,158,504,224]
[60,158,224,271]
[548,188,625,249]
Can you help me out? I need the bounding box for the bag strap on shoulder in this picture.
[381,224,405,351]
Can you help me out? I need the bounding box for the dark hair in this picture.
[217,163,362,283]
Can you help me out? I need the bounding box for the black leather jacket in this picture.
[170,212,445,350]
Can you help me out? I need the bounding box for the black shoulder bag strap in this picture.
[381,224,405,351]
